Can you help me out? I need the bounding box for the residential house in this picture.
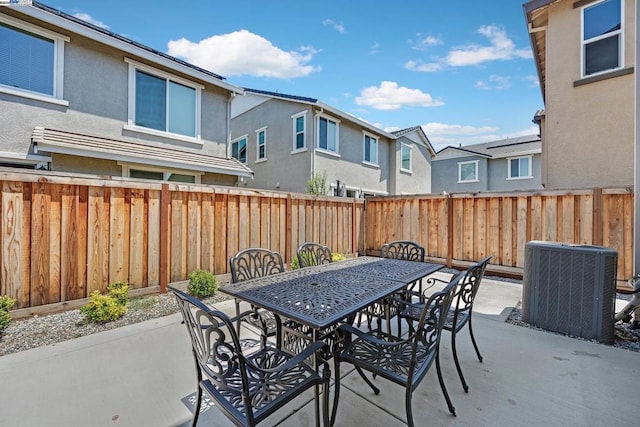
[0,2,252,184]
[431,134,542,193]
[523,0,635,189]
[230,88,436,197]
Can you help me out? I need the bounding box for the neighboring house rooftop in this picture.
[435,134,541,160]
[32,127,254,178]
[392,126,437,156]
[15,2,243,94]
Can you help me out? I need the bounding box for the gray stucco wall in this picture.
[1,12,232,180]
[431,156,488,193]
[487,155,543,191]
[392,136,432,195]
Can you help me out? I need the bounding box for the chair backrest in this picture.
[169,286,250,405]
[452,256,493,317]
[381,240,425,262]
[229,248,285,283]
[296,242,333,268]
[407,273,459,381]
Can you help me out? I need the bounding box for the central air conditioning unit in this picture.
[522,241,617,344]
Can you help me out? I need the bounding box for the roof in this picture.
[435,134,541,161]
[522,0,559,102]
[8,2,243,94]
[32,127,254,178]
[392,126,437,157]
[239,88,397,140]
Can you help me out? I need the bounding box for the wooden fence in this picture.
[1,171,364,313]
[1,169,634,314]
[365,188,634,281]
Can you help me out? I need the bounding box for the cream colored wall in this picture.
[544,0,635,189]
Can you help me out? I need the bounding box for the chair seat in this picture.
[340,330,436,387]
[401,304,469,331]
[202,346,321,425]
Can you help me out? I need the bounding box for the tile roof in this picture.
[243,88,318,103]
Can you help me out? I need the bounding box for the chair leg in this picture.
[468,315,483,362]
[234,299,241,337]
[435,349,456,415]
[331,358,341,426]
[451,329,469,393]
[355,366,380,395]
[191,384,202,427]
[405,387,414,427]
[322,367,331,427]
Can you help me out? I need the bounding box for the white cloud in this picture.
[411,34,443,51]
[475,75,511,90]
[167,30,320,78]
[422,123,539,152]
[355,81,444,111]
[73,12,110,30]
[369,42,381,55]
[423,122,499,136]
[407,25,532,72]
[322,19,346,34]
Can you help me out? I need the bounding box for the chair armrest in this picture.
[337,323,410,347]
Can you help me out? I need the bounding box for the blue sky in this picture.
[48,0,541,151]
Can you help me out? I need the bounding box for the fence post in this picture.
[593,188,603,246]
[285,193,292,265]
[159,183,169,293]
[447,195,454,268]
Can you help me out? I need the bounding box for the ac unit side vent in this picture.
[523,241,616,344]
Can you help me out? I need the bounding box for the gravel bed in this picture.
[2,273,639,356]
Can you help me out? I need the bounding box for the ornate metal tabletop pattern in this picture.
[220,257,443,330]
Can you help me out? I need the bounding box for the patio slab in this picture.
[0,279,638,426]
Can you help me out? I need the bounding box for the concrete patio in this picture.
[0,273,638,426]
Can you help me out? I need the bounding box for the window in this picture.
[582,0,622,77]
[126,59,202,140]
[292,112,306,151]
[458,160,479,183]
[256,127,267,161]
[401,143,412,172]
[124,165,199,183]
[232,136,247,164]
[508,156,532,179]
[317,116,339,153]
[0,18,67,104]
[363,133,378,164]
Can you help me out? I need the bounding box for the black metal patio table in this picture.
[219,256,443,426]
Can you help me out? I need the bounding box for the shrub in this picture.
[187,269,218,299]
[332,252,347,262]
[290,256,300,270]
[80,282,129,323]
[0,295,16,334]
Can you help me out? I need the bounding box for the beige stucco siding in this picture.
[544,0,635,188]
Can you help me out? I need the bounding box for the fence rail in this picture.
[0,169,634,313]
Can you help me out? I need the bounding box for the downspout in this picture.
[635,0,639,275]
[226,91,236,159]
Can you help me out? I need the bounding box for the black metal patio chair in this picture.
[399,255,492,393]
[229,248,286,347]
[358,240,426,334]
[169,286,330,427]
[333,273,460,426]
[296,242,333,268]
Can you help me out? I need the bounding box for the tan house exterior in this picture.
[524,0,635,189]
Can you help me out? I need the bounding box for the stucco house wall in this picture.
[486,155,543,191]
[431,156,489,194]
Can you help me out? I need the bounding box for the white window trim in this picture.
[0,15,69,105]
[291,110,307,152]
[231,134,248,164]
[362,131,379,165]
[580,0,624,78]
[400,143,412,173]
[256,126,267,161]
[125,58,203,143]
[315,113,340,154]
[507,155,534,180]
[458,160,479,183]
[120,163,202,184]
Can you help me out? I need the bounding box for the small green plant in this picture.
[332,252,347,262]
[80,282,129,323]
[187,269,218,299]
[291,256,300,270]
[305,171,329,196]
[0,295,16,334]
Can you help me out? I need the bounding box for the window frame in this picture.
[125,58,203,143]
[362,131,379,166]
[400,143,412,173]
[120,163,202,184]
[291,111,307,153]
[580,0,624,78]
[316,113,340,155]
[231,135,248,164]
[0,15,69,106]
[458,160,479,183]
[256,126,267,162]
[507,155,533,180]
